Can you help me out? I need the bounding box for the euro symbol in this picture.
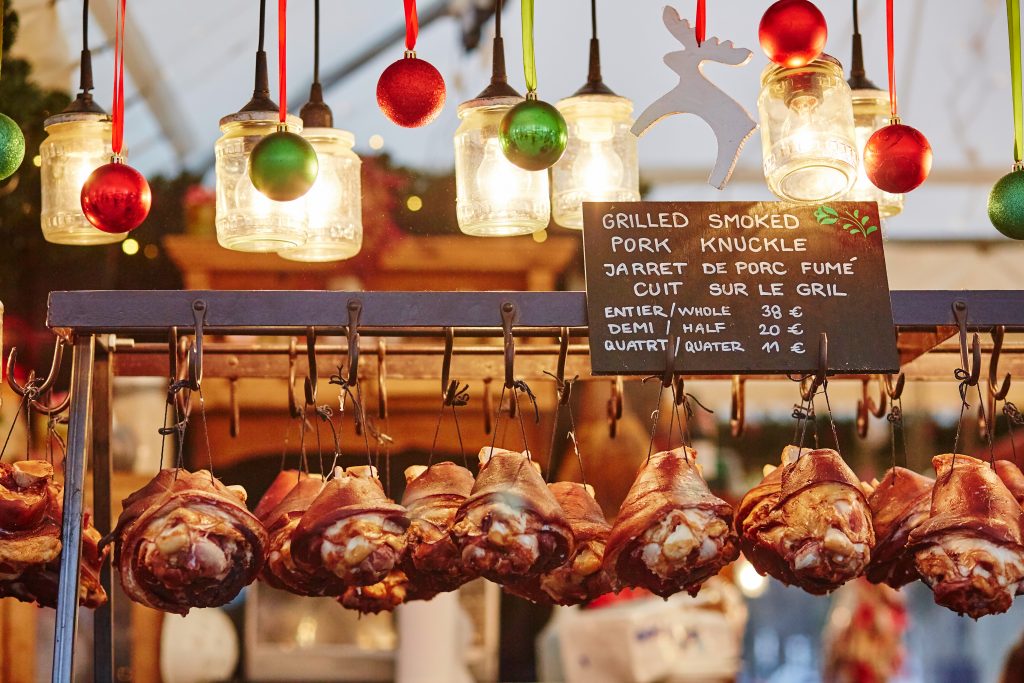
[788,306,803,318]
[790,342,806,354]
[787,324,803,335]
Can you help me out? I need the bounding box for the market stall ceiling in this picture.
[29,0,1014,238]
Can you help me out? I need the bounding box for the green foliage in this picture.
[814,205,879,238]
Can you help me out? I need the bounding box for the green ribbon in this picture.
[1009,0,1022,163]
[522,0,536,94]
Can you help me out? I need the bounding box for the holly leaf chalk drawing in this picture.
[814,205,839,225]
[631,6,758,190]
[814,205,880,239]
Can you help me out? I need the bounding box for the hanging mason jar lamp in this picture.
[40,3,125,245]
[455,1,549,237]
[758,54,858,204]
[215,1,306,253]
[279,1,362,263]
[550,0,639,230]
[839,0,903,216]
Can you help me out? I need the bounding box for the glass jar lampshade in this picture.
[840,88,904,217]
[215,110,307,252]
[455,96,550,237]
[278,127,362,262]
[758,54,858,204]
[40,112,126,245]
[551,94,639,229]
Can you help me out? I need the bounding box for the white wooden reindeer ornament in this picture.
[631,6,758,190]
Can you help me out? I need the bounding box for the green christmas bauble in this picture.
[248,130,318,201]
[988,167,1024,240]
[499,98,568,171]
[0,113,26,181]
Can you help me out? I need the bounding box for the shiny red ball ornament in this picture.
[863,123,933,194]
[759,0,828,68]
[376,53,446,128]
[80,160,152,233]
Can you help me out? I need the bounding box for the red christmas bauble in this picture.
[759,0,827,68]
[376,54,446,128]
[81,161,152,233]
[863,123,932,194]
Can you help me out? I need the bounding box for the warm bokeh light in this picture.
[406,194,423,212]
[143,244,159,259]
[368,134,384,150]
[121,238,140,256]
[736,557,768,598]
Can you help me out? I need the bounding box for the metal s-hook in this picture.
[952,299,982,388]
[800,332,829,402]
[229,378,240,438]
[990,325,1012,401]
[730,375,745,438]
[345,300,362,387]
[555,328,571,406]
[287,337,302,419]
[7,336,66,399]
[377,339,388,420]
[884,372,906,401]
[441,327,455,399]
[607,376,623,438]
[662,333,678,389]
[856,377,887,438]
[186,300,207,390]
[304,327,318,405]
[501,302,516,389]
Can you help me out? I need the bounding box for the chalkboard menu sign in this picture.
[582,201,899,375]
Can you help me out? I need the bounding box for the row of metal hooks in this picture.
[4,299,1019,448]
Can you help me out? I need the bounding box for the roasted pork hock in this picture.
[255,471,332,596]
[736,447,874,594]
[291,466,409,590]
[108,469,268,615]
[0,461,108,608]
[338,569,410,614]
[995,459,1024,506]
[507,481,614,605]
[605,447,739,598]
[909,454,1024,618]
[452,448,574,584]
[400,462,476,598]
[864,467,934,588]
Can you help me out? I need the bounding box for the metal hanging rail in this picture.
[40,288,1024,682]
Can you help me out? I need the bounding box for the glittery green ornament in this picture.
[988,167,1024,240]
[248,129,318,201]
[499,98,568,171]
[0,113,26,181]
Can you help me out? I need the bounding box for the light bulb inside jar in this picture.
[476,138,524,210]
[758,55,858,204]
[571,142,624,195]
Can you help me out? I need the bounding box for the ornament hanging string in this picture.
[111,0,127,156]
[277,0,287,124]
[885,0,897,120]
[521,0,537,95]
[404,0,419,52]
[1008,0,1023,164]
[695,0,706,45]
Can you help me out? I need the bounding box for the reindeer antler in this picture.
[662,6,698,50]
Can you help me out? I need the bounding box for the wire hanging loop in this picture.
[856,376,888,439]
[186,300,207,391]
[952,300,982,406]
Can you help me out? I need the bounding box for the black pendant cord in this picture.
[574,0,613,96]
[591,0,597,40]
[313,0,320,85]
[258,0,267,53]
[848,0,878,89]
[79,0,93,91]
[496,0,502,39]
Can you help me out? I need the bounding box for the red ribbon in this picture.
[404,0,419,52]
[886,0,897,118]
[111,0,127,155]
[278,0,288,123]
[695,0,706,46]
